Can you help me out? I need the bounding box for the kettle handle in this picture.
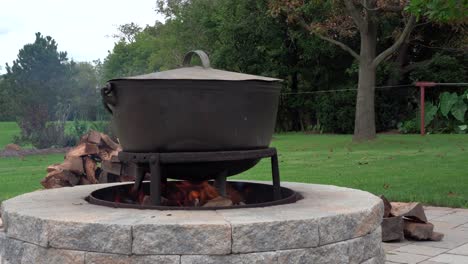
[101,83,117,114]
[183,50,211,69]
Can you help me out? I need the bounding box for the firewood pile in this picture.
[41,131,132,189]
[380,195,444,242]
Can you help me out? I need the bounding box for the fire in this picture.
[113,180,244,207]
[167,181,220,206]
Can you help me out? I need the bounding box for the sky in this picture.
[0,0,164,73]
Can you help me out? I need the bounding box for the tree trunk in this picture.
[387,41,409,86]
[353,10,377,141]
[353,61,376,141]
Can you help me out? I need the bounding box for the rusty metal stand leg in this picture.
[149,155,161,205]
[133,164,145,191]
[271,153,281,200]
[215,171,227,196]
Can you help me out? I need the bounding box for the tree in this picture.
[112,22,143,43]
[69,62,101,120]
[4,32,74,147]
[270,0,466,141]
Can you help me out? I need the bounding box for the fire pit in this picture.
[0,182,385,263]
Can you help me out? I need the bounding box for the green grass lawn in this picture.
[0,124,467,207]
[0,122,20,148]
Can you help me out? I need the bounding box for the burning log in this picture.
[41,130,125,189]
[203,196,233,207]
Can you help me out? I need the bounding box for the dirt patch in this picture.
[0,147,71,158]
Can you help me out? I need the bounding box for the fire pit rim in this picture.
[86,181,302,210]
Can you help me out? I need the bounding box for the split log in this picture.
[61,156,84,174]
[98,171,108,183]
[79,177,92,185]
[46,163,63,173]
[430,232,444,241]
[83,157,98,184]
[390,202,428,223]
[66,143,99,158]
[100,133,120,150]
[110,153,120,162]
[381,216,404,242]
[101,160,122,175]
[379,195,392,218]
[41,170,80,189]
[203,196,233,207]
[404,221,434,240]
[87,130,102,144]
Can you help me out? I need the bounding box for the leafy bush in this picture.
[65,119,115,145]
[314,91,356,133]
[397,120,418,134]
[399,90,467,134]
[13,104,75,148]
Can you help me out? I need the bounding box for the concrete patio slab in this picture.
[384,206,468,264]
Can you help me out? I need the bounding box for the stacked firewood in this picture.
[380,195,444,242]
[41,131,132,189]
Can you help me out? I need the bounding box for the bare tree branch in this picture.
[344,0,365,31]
[315,33,361,60]
[297,19,360,60]
[372,15,416,67]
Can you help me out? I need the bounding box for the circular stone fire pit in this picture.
[0,182,384,264]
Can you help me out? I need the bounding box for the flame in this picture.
[112,180,244,207]
[167,181,220,206]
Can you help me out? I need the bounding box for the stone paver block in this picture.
[3,212,49,247]
[181,252,277,264]
[432,214,468,228]
[276,241,349,264]
[230,219,319,253]
[361,253,386,264]
[425,210,453,220]
[431,220,460,231]
[348,227,383,263]
[386,251,430,264]
[453,210,468,217]
[85,253,180,264]
[424,229,468,249]
[448,243,468,256]
[395,244,448,256]
[383,243,403,252]
[319,202,383,245]
[132,222,231,255]
[48,221,132,254]
[1,232,25,264]
[429,253,468,263]
[21,243,85,264]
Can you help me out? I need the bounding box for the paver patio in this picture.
[384,206,468,264]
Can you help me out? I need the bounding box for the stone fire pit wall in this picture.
[0,182,384,264]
